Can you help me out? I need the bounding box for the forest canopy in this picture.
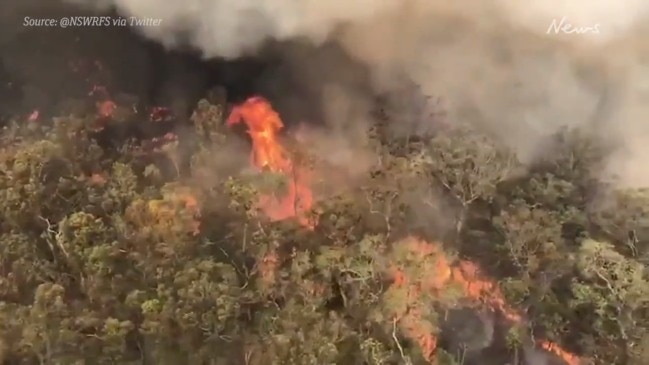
[1,91,649,365]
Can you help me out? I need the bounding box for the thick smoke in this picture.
[67,0,649,188]
[65,0,401,58]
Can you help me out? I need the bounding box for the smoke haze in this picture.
[0,2,643,362]
[63,0,649,187]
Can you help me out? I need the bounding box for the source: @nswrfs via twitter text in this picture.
[23,16,163,28]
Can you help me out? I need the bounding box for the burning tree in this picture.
[226,96,314,227]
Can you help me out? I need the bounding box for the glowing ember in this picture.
[27,110,39,122]
[149,106,171,122]
[390,237,580,365]
[88,84,116,120]
[96,100,117,119]
[227,96,313,227]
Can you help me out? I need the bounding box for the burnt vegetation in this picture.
[1,15,649,365]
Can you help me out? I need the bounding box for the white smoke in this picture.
[66,0,401,58]
[66,0,649,187]
[499,0,649,42]
[523,345,558,365]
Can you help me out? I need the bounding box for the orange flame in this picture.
[227,96,313,227]
[390,237,579,365]
[541,341,581,365]
[96,100,117,119]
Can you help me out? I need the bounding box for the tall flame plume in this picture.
[227,96,313,227]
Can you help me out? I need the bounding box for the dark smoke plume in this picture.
[7,0,649,187]
[68,0,649,187]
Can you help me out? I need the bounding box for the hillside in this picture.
[0,85,648,365]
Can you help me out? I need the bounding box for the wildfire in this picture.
[223,98,578,363]
[227,96,313,227]
[389,237,580,365]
